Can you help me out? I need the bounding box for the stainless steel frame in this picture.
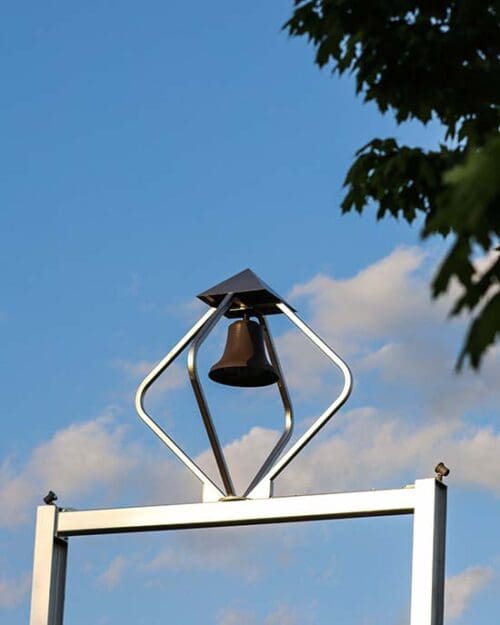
[135,299,351,501]
[29,479,447,625]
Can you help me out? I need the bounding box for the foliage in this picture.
[285,0,500,369]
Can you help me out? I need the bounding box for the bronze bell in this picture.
[209,318,279,387]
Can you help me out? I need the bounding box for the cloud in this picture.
[293,411,500,495]
[144,523,295,582]
[0,572,30,608]
[278,246,499,420]
[394,564,495,625]
[278,408,449,493]
[445,565,494,622]
[275,247,436,397]
[97,556,128,590]
[204,408,500,497]
[0,411,135,526]
[217,607,257,625]
[0,411,198,528]
[265,604,300,625]
[447,427,500,492]
[276,330,339,397]
[216,603,313,625]
[3,395,498,536]
[358,340,500,421]
[196,426,282,495]
[112,359,186,399]
[288,247,435,351]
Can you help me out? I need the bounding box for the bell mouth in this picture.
[209,364,278,387]
[208,316,279,387]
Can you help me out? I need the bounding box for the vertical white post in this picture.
[410,478,447,625]
[29,506,68,625]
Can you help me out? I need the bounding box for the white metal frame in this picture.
[29,478,446,625]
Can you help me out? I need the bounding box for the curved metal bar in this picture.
[247,303,353,497]
[135,308,224,501]
[243,313,294,497]
[187,293,236,496]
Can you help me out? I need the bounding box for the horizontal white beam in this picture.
[56,485,417,536]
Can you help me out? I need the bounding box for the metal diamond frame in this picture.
[134,291,352,501]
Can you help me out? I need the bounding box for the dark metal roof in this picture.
[197,269,293,317]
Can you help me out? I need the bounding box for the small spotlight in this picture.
[43,490,58,505]
[434,462,450,480]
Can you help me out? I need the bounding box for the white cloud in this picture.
[216,603,312,625]
[278,246,499,421]
[112,359,186,398]
[0,411,135,527]
[288,247,435,350]
[145,524,293,582]
[216,607,256,625]
[265,604,300,625]
[302,411,500,494]
[196,426,282,495]
[97,556,128,590]
[279,408,446,493]
[3,396,498,537]
[447,427,500,492]
[445,565,494,622]
[0,572,30,608]
[206,408,500,497]
[276,330,339,397]
[275,247,436,397]
[0,411,198,528]
[358,339,500,421]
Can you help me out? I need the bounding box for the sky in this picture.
[1,2,499,624]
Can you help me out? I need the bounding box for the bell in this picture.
[209,318,279,387]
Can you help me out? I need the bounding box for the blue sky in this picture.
[1,2,499,624]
